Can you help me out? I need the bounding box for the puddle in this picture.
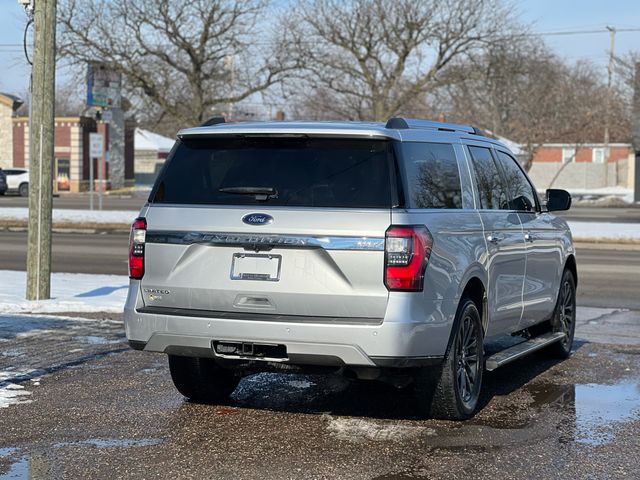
[0,448,17,458]
[54,438,162,449]
[574,382,640,445]
[0,457,28,480]
[528,381,640,446]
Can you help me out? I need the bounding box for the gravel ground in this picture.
[0,310,639,480]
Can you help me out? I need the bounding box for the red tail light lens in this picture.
[129,217,146,279]
[384,225,433,291]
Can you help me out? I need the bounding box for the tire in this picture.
[19,183,29,197]
[547,269,576,359]
[168,355,240,403]
[414,299,484,420]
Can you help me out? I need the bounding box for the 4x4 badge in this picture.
[242,213,273,226]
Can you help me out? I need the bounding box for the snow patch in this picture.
[324,415,434,442]
[0,270,128,314]
[0,371,33,409]
[0,207,138,225]
[286,379,315,389]
[567,221,640,242]
[75,335,123,345]
[569,186,633,201]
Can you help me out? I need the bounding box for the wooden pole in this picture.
[26,0,57,300]
[633,62,640,203]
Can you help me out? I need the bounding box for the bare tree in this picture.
[58,0,297,132]
[282,0,515,121]
[439,38,631,170]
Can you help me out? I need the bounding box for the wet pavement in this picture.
[0,309,639,479]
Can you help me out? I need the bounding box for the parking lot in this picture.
[1,237,639,479]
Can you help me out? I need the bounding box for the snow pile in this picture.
[567,187,635,204]
[0,370,33,408]
[324,415,435,442]
[0,270,129,313]
[0,208,138,225]
[568,221,640,242]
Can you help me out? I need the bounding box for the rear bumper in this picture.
[124,281,457,367]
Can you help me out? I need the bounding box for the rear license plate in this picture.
[231,253,282,281]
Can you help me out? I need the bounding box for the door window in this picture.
[495,151,538,212]
[468,146,509,210]
[397,142,462,209]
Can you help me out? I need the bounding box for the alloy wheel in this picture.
[455,315,480,406]
[556,279,575,348]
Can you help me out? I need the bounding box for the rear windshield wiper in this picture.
[219,186,278,201]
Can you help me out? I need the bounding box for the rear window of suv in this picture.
[150,136,392,208]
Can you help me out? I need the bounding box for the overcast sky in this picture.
[0,0,639,99]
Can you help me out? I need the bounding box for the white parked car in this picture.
[3,168,29,196]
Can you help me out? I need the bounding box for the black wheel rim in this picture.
[455,315,480,405]
[556,279,575,348]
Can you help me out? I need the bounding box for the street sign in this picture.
[89,133,103,158]
[101,109,113,123]
[87,62,122,108]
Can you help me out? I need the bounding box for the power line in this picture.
[536,27,640,36]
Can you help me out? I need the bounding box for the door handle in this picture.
[487,234,502,244]
[524,233,536,243]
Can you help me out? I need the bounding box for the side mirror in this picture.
[508,195,534,212]
[546,189,571,211]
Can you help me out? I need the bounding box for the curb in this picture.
[0,221,130,234]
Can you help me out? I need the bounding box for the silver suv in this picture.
[124,118,576,419]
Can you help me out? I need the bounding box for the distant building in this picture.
[11,116,135,193]
[488,129,634,190]
[1,90,138,193]
[134,128,175,185]
[0,93,22,169]
[528,143,634,190]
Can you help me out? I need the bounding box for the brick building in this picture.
[0,93,22,169]
[0,95,135,193]
[527,143,635,190]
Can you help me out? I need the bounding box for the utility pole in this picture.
[603,26,616,187]
[26,0,57,300]
[633,61,640,203]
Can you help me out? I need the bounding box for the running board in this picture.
[485,332,565,371]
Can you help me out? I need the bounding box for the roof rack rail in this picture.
[385,117,484,136]
[200,116,226,127]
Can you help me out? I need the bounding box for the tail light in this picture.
[384,225,433,291]
[129,217,146,279]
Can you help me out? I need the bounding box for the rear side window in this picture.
[151,137,392,208]
[468,146,509,210]
[495,151,538,212]
[398,142,462,209]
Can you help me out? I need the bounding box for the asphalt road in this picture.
[0,231,130,276]
[0,231,639,309]
[1,308,639,479]
[0,192,149,212]
[1,193,639,222]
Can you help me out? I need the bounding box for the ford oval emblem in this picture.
[242,213,273,226]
